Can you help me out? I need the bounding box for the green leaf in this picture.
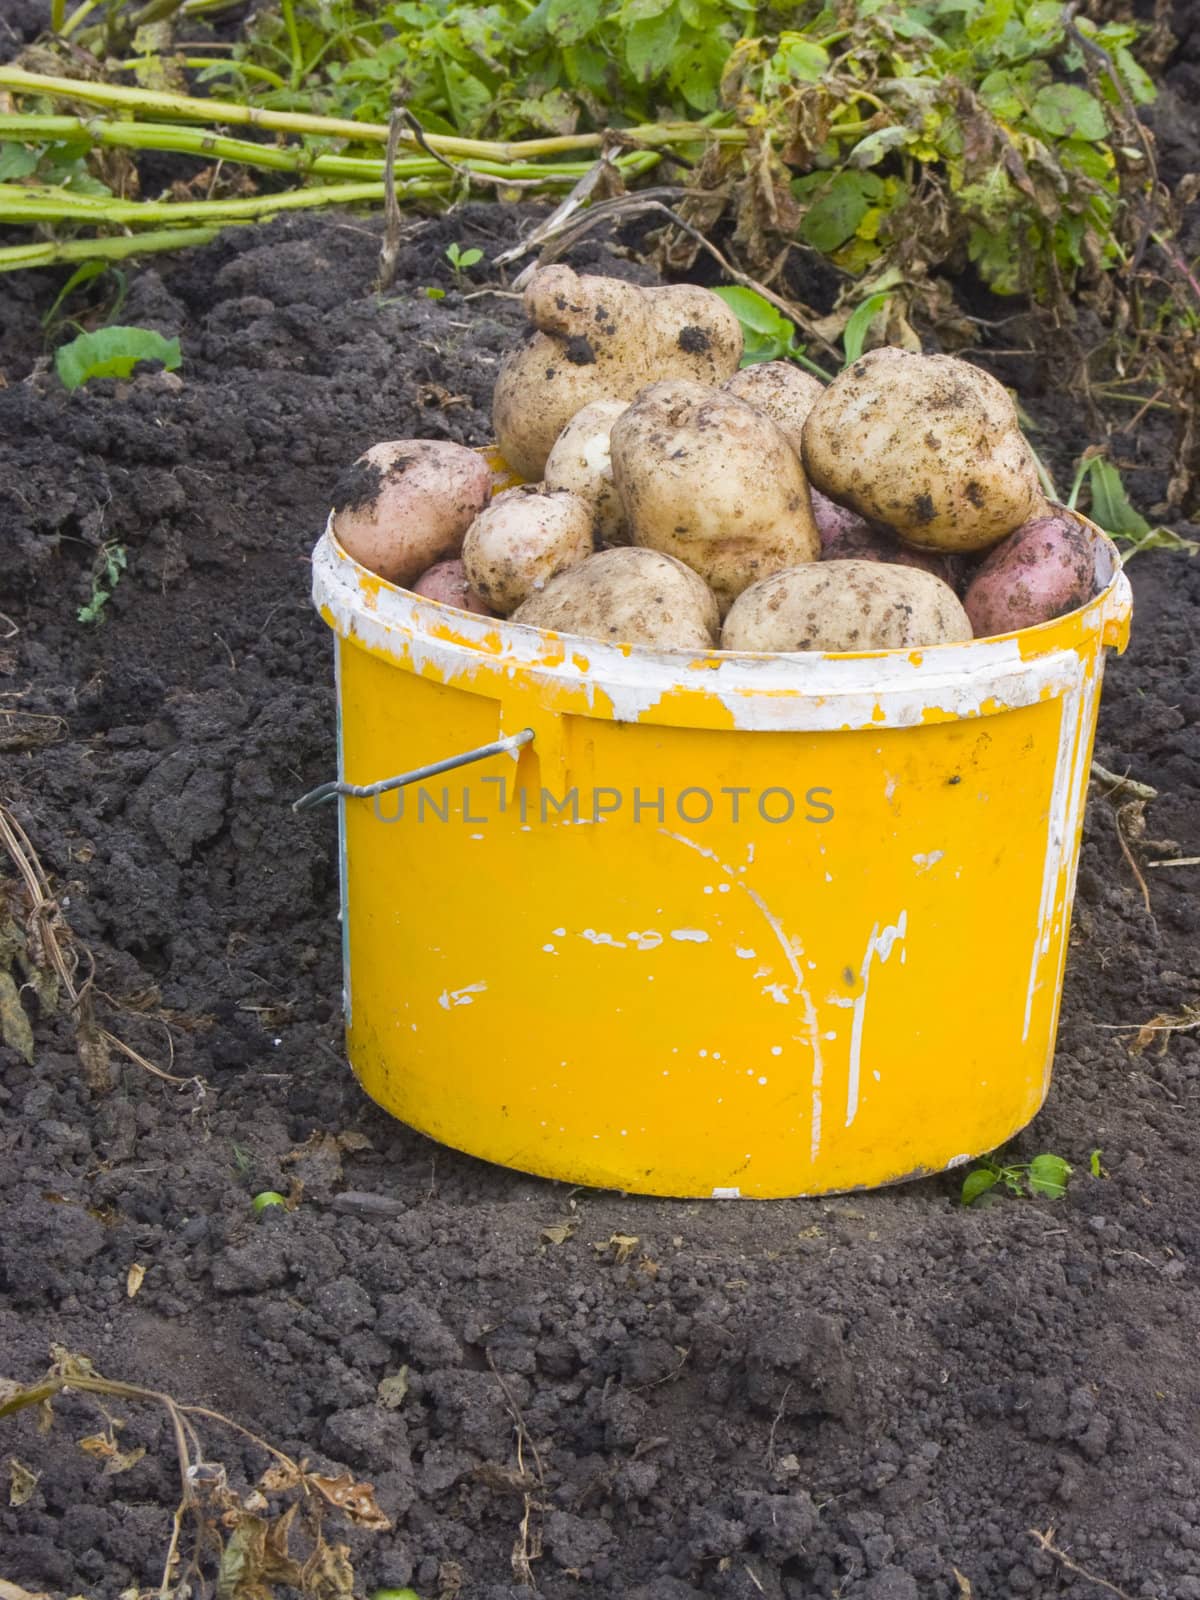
[1084,456,1151,538]
[842,292,890,366]
[965,0,1012,45]
[798,171,876,253]
[1089,1148,1103,1178]
[625,7,683,81]
[0,142,40,181]
[41,259,111,331]
[1027,1153,1072,1199]
[621,0,675,19]
[1114,45,1156,107]
[777,35,830,84]
[1024,0,1066,44]
[1030,84,1109,142]
[961,1167,999,1205]
[547,0,602,45]
[55,326,182,391]
[711,286,792,338]
[666,27,730,112]
[848,126,914,168]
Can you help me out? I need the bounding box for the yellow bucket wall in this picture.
[314,514,1131,1199]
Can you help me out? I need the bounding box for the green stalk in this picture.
[51,0,67,31]
[281,0,305,90]
[115,57,291,90]
[0,226,225,272]
[0,115,652,186]
[0,68,746,161]
[59,0,103,36]
[0,179,415,225]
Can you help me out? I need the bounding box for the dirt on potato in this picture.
[2,174,1200,1600]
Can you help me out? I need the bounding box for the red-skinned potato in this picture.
[461,485,593,616]
[610,379,820,616]
[801,348,1040,552]
[410,559,495,615]
[810,489,874,549]
[331,439,491,585]
[820,517,957,586]
[963,512,1098,637]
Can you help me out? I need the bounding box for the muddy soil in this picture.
[2,23,1200,1599]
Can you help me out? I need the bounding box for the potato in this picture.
[461,485,593,616]
[410,558,495,616]
[543,399,630,546]
[645,283,745,385]
[963,512,1099,637]
[512,547,719,650]
[810,489,873,549]
[492,267,743,480]
[801,348,1040,552]
[819,517,957,586]
[722,361,825,455]
[610,380,820,616]
[722,560,972,652]
[331,439,492,585]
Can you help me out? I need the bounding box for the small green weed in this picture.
[712,286,832,377]
[77,543,127,625]
[961,1151,1073,1205]
[1066,451,1198,560]
[445,241,483,284]
[56,325,182,391]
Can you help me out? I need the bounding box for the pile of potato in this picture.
[330,269,1101,654]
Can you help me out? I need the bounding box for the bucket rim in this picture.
[313,511,1131,731]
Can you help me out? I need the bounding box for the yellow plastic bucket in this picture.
[307,510,1131,1198]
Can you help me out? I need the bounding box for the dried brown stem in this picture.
[1027,1527,1137,1599]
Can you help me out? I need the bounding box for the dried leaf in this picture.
[377,1368,409,1410]
[953,1570,974,1597]
[0,1582,53,1600]
[216,1508,303,1600]
[540,1223,575,1246]
[335,1131,372,1153]
[0,968,33,1063]
[594,1233,639,1265]
[258,1460,302,1494]
[76,1019,114,1092]
[8,1455,39,1506]
[306,1470,391,1531]
[78,1432,146,1475]
[50,1346,97,1381]
[300,1536,355,1600]
[126,1263,146,1299]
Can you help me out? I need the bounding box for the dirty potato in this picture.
[721,361,825,456]
[410,558,495,615]
[801,348,1040,552]
[461,485,593,616]
[963,511,1099,637]
[543,399,630,546]
[330,439,492,585]
[721,559,972,652]
[492,267,743,480]
[610,379,820,616]
[512,546,719,650]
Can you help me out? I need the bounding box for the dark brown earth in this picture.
[2,7,1200,1599]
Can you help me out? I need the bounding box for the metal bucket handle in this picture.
[293,728,535,813]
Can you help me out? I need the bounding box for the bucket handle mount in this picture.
[292,728,535,813]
